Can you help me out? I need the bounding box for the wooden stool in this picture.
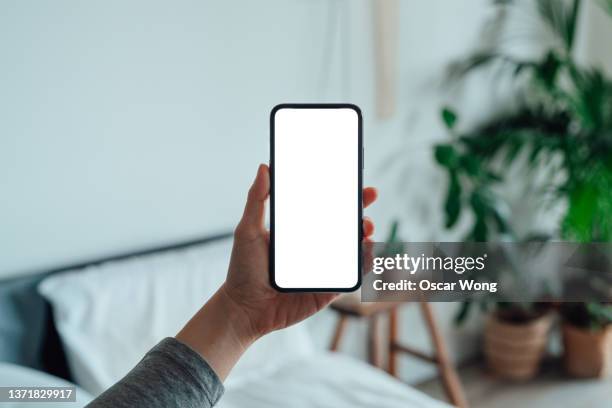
[329,296,468,408]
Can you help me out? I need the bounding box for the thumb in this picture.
[238,164,270,235]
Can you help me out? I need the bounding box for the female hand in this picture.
[222,163,377,336]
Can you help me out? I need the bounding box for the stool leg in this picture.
[420,302,469,408]
[368,315,382,368]
[387,307,399,376]
[330,315,348,351]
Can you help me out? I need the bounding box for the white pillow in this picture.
[39,237,315,396]
[0,363,92,407]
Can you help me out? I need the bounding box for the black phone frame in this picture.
[269,103,363,292]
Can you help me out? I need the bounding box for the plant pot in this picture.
[484,313,552,380]
[562,323,612,378]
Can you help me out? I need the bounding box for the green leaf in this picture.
[586,302,612,329]
[528,143,544,167]
[535,51,562,90]
[567,0,582,52]
[434,144,459,168]
[441,107,458,130]
[563,182,598,241]
[381,220,404,257]
[447,52,500,79]
[492,207,510,234]
[454,301,473,325]
[514,61,537,77]
[446,52,528,82]
[536,0,582,52]
[486,171,503,182]
[470,189,490,217]
[387,220,400,243]
[444,171,462,228]
[504,137,524,165]
[460,155,481,177]
[470,217,489,242]
[569,68,609,131]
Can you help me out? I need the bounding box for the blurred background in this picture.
[1,1,611,407]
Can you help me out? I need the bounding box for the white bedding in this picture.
[220,353,450,408]
[37,237,451,407]
[0,355,448,408]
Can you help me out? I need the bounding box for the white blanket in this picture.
[219,352,450,408]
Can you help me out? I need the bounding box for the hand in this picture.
[222,164,377,337]
[177,164,377,380]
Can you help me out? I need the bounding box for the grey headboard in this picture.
[0,232,232,381]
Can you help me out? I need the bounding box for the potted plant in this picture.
[483,303,553,380]
[453,281,553,380]
[561,302,612,377]
[433,0,612,379]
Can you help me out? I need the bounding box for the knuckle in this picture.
[234,222,258,242]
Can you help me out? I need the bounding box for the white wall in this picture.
[0,0,338,276]
[575,0,612,75]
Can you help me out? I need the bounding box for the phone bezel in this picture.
[269,103,363,292]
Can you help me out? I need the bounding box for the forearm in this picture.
[176,284,260,380]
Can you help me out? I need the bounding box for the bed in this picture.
[0,233,450,407]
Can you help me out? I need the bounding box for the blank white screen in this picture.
[273,107,360,289]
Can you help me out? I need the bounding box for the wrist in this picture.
[217,283,263,345]
[176,286,259,380]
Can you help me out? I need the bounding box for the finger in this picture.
[239,164,270,233]
[363,187,378,208]
[363,217,374,237]
[362,238,374,276]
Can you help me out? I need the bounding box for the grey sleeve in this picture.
[86,337,224,408]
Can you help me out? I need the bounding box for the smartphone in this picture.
[270,103,363,292]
